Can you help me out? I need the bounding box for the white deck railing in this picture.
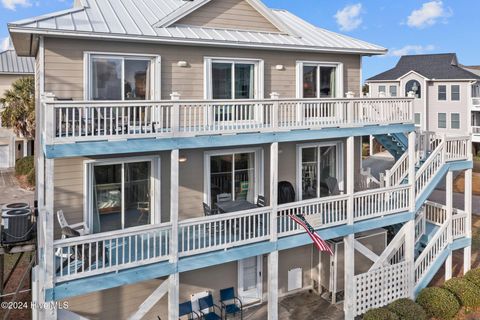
[53,223,172,282]
[353,185,410,221]
[43,97,413,144]
[177,207,271,256]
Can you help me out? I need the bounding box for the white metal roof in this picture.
[8,0,386,55]
[0,50,35,74]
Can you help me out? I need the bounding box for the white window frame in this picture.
[296,61,344,99]
[451,112,460,129]
[378,85,386,95]
[204,57,264,100]
[451,85,460,101]
[84,51,162,101]
[84,156,161,233]
[438,85,447,101]
[438,113,447,129]
[389,85,397,97]
[203,147,264,206]
[296,141,344,201]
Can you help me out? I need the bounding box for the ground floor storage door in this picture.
[0,145,9,168]
[238,256,263,304]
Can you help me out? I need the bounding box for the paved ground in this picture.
[243,291,344,320]
[0,169,34,206]
[362,151,394,180]
[428,189,480,215]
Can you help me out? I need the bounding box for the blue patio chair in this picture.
[198,294,222,320]
[220,287,243,319]
[178,301,200,319]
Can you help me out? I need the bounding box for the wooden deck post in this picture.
[268,142,279,320]
[445,170,453,281]
[344,136,355,320]
[464,168,472,274]
[405,131,416,297]
[169,149,179,320]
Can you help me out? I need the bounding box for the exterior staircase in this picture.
[353,133,471,317]
[374,133,408,160]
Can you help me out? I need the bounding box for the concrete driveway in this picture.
[0,169,34,206]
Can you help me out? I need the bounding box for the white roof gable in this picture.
[9,0,386,56]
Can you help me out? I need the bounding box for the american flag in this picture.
[290,214,333,255]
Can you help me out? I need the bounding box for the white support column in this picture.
[268,142,279,320]
[344,136,355,320]
[405,131,416,297]
[169,149,179,320]
[170,92,181,136]
[369,135,374,156]
[445,170,453,281]
[464,168,473,274]
[44,158,57,320]
[23,139,28,157]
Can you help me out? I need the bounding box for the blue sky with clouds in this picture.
[1,0,479,81]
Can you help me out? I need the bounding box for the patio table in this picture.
[216,200,258,213]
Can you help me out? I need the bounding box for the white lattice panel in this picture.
[354,261,412,316]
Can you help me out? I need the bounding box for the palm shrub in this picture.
[387,298,427,320]
[416,287,460,319]
[0,77,35,139]
[464,268,480,288]
[443,277,480,308]
[363,307,399,320]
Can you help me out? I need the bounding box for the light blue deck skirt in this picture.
[44,123,415,159]
[415,160,473,212]
[46,210,414,301]
[414,237,472,296]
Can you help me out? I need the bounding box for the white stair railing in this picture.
[369,224,408,271]
[415,208,426,244]
[415,140,446,198]
[414,215,450,286]
[381,152,409,187]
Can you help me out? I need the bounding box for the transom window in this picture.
[438,85,447,101]
[297,142,343,200]
[87,54,158,101]
[451,85,460,101]
[87,157,159,233]
[301,64,338,98]
[405,80,421,98]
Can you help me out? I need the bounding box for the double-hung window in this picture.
[298,62,341,98]
[438,85,447,101]
[451,113,460,129]
[389,86,397,97]
[451,85,460,101]
[87,54,159,100]
[438,113,447,129]
[414,113,421,126]
[378,85,386,96]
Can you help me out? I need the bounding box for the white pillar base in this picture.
[445,253,453,281]
[268,251,278,320]
[464,246,472,275]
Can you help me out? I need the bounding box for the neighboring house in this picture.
[0,49,35,168]
[366,53,480,154]
[8,1,473,319]
[463,65,480,152]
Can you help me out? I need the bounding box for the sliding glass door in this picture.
[207,150,261,207]
[299,143,342,200]
[91,159,154,233]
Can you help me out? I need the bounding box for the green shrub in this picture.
[363,307,399,320]
[15,155,34,176]
[465,268,480,288]
[443,277,480,308]
[26,168,35,187]
[416,287,460,319]
[387,298,427,320]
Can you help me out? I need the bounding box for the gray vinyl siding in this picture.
[43,37,362,101]
[175,0,280,33]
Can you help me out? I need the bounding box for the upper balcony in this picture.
[42,96,414,157]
